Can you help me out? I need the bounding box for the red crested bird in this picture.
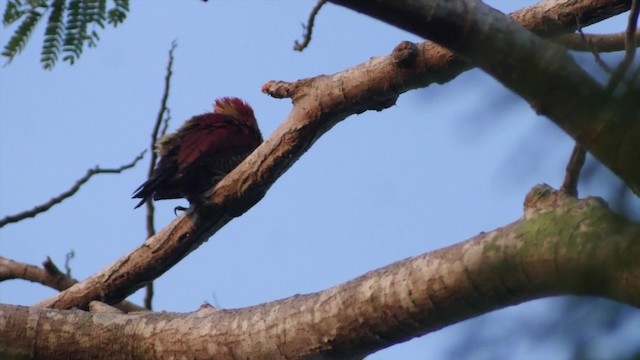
[133,97,263,209]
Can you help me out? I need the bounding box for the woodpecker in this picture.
[133,97,263,209]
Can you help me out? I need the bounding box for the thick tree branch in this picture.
[329,0,640,195]
[5,186,640,359]
[34,0,636,311]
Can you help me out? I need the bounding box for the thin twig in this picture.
[160,108,172,138]
[294,0,327,51]
[561,143,587,197]
[143,40,177,310]
[64,250,75,277]
[562,12,635,195]
[576,21,614,73]
[0,151,146,228]
[606,0,639,93]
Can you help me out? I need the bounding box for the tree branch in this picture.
[561,143,586,196]
[34,0,637,311]
[6,186,640,359]
[329,0,640,195]
[606,0,639,93]
[293,0,328,51]
[141,40,177,311]
[0,256,144,312]
[0,151,146,228]
[553,29,640,52]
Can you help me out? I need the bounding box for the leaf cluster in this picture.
[2,0,129,69]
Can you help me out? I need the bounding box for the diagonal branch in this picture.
[0,151,146,228]
[606,0,639,93]
[293,0,328,51]
[330,0,640,195]
[35,0,636,311]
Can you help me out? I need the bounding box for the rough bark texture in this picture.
[4,0,638,358]
[329,0,640,195]
[2,186,639,359]
[36,0,636,311]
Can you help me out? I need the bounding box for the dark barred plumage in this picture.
[133,97,263,209]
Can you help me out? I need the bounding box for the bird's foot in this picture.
[173,206,188,216]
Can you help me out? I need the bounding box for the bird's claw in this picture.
[173,206,188,216]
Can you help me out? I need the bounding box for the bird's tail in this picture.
[132,172,170,209]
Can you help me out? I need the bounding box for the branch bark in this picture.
[4,1,638,359]
[36,0,638,311]
[4,186,640,359]
[553,29,640,52]
[329,0,640,195]
[0,257,144,313]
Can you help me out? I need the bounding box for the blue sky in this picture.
[1,1,638,358]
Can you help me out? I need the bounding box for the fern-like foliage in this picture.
[2,0,130,69]
[41,0,64,69]
[107,0,127,26]
[1,9,43,60]
[3,0,28,25]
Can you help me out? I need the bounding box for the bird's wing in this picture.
[178,118,256,171]
[156,116,200,157]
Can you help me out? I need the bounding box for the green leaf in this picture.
[2,0,130,69]
[3,0,26,26]
[39,0,65,69]
[2,9,42,63]
[107,0,127,26]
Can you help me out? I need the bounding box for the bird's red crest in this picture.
[214,97,255,121]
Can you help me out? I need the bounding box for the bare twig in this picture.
[64,250,75,277]
[606,0,639,93]
[160,108,172,138]
[575,18,615,73]
[142,40,177,310]
[294,0,328,51]
[554,30,640,52]
[0,151,146,228]
[561,143,587,197]
[559,6,637,198]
